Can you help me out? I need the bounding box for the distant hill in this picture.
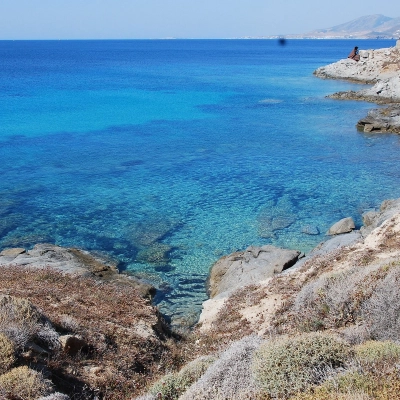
[284,14,400,39]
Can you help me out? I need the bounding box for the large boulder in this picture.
[327,217,355,236]
[208,245,300,299]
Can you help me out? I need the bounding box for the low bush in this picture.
[0,366,53,399]
[361,267,400,341]
[147,355,214,400]
[0,333,16,374]
[180,335,262,400]
[355,340,400,367]
[0,295,43,349]
[252,332,351,398]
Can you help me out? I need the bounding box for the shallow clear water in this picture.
[1,39,399,324]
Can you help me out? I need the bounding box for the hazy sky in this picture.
[1,0,400,39]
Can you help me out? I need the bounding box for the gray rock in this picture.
[0,243,155,298]
[327,217,355,235]
[290,231,362,272]
[208,245,300,298]
[361,198,400,236]
[0,247,26,257]
[356,104,400,133]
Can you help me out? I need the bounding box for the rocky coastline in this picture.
[314,40,400,133]
[2,42,400,398]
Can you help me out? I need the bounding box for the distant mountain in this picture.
[284,14,400,39]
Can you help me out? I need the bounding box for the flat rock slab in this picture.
[208,245,300,298]
[0,248,26,257]
[0,243,154,298]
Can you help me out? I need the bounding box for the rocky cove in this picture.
[1,42,400,399]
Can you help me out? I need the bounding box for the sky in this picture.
[1,0,400,40]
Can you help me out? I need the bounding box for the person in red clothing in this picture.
[348,46,360,61]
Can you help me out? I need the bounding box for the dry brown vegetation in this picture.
[0,265,187,399]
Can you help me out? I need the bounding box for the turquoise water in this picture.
[1,39,399,323]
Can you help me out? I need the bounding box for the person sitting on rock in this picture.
[348,46,360,61]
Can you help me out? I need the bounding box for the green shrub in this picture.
[0,366,53,399]
[355,340,400,366]
[0,333,16,374]
[149,356,214,399]
[252,332,351,398]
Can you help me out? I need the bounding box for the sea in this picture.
[1,39,399,325]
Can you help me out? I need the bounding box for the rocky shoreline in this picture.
[2,43,400,399]
[314,40,400,133]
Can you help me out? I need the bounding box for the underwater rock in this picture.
[136,243,172,264]
[257,197,296,238]
[127,217,179,247]
[301,224,320,235]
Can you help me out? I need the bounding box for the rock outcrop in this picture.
[198,198,400,336]
[314,45,400,133]
[314,46,400,85]
[0,243,154,298]
[356,104,400,133]
[199,245,300,330]
[207,245,301,298]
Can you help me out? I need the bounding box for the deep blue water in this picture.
[1,39,399,324]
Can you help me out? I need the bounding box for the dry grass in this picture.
[0,265,181,399]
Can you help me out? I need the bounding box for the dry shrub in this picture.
[0,333,15,374]
[291,263,394,333]
[145,356,214,399]
[179,335,262,400]
[0,295,43,349]
[0,366,53,399]
[295,370,400,400]
[0,294,60,352]
[361,266,400,341]
[252,332,351,398]
[355,340,400,367]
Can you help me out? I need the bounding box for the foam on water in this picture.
[1,39,399,324]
